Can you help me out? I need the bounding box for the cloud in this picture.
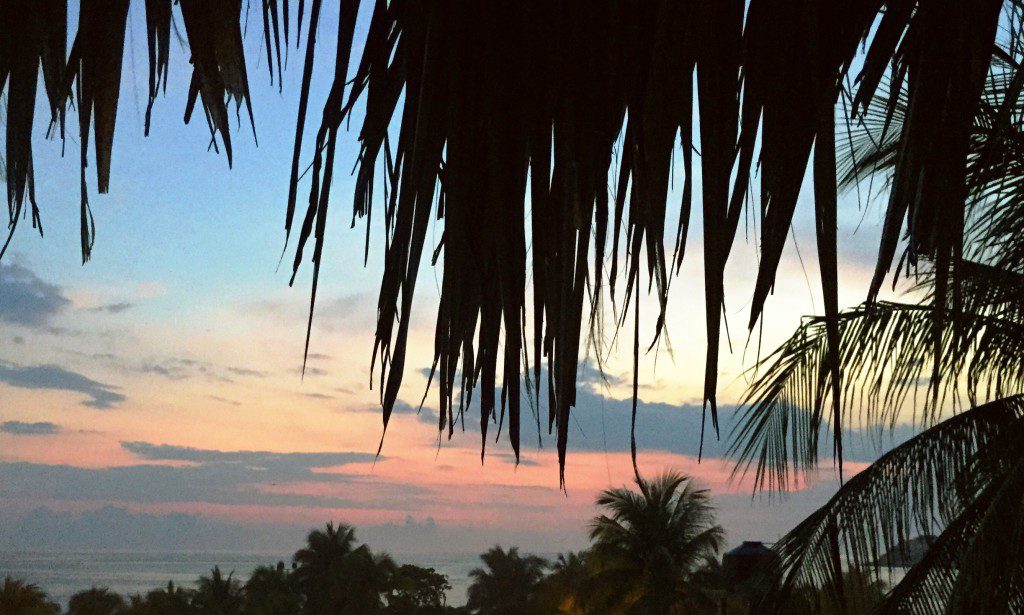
[207,395,242,407]
[0,262,71,327]
[576,362,627,389]
[0,421,60,436]
[227,366,268,378]
[87,302,134,314]
[0,442,427,513]
[0,506,284,553]
[302,392,334,400]
[122,441,380,468]
[0,362,125,409]
[315,294,372,323]
[0,505,583,560]
[246,290,372,325]
[406,367,913,464]
[353,399,418,413]
[139,362,190,380]
[131,357,237,383]
[391,400,420,414]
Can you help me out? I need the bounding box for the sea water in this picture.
[0,550,481,607]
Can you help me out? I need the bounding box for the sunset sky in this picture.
[0,3,910,556]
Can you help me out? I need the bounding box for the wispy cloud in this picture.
[0,443,407,513]
[226,366,267,378]
[302,392,334,400]
[0,362,125,409]
[121,441,379,467]
[0,263,71,327]
[125,358,237,380]
[138,362,191,380]
[87,302,134,314]
[0,421,61,436]
[405,367,914,464]
[207,395,242,406]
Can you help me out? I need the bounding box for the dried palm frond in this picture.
[0,1,1014,479]
[143,0,171,135]
[283,0,1010,480]
[0,0,65,259]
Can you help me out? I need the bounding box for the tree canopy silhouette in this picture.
[68,587,128,615]
[466,546,548,615]
[0,576,60,615]
[586,472,724,613]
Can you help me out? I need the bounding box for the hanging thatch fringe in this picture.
[0,0,1007,481]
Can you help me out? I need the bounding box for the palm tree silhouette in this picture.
[242,562,302,615]
[68,587,127,615]
[335,546,398,613]
[783,568,888,614]
[729,38,1024,613]
[192,566,242,614]
[586,472,724,614]
[538,552,589,614]
[292,522,396,613]
[0,577,60,615]
[127,580,196,615]
[292,522,357,613]
[466,546,548,615]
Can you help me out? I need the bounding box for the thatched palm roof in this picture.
[0,0,1011,481]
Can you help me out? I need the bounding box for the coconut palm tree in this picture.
[585,472,725,614]
[2,1,1011,483]
[785,568,888,615]
[466,546,549,615]
[537,551,589,615]
[727,26,1024,614]
[191,566,243,615]
[292,522,357,612]
[68,587,127,615]
[242,561,302,615]
[336,546,399,613]
[126,580,196,615]
[0,577,59,615]
[293,522,397,613]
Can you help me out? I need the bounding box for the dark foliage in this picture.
[466,546,548,615]
[68,587,127,615]
[732,14,1024,610]
[0,576,60,615]
[586,472,724,613]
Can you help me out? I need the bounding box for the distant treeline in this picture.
[1,472,887,614]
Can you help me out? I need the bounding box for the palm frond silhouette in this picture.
[730,40,1024,612]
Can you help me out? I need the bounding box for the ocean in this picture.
[0,551,482,608]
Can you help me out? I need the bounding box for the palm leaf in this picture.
[730,296,1024,491]
[755,396,1024,613]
